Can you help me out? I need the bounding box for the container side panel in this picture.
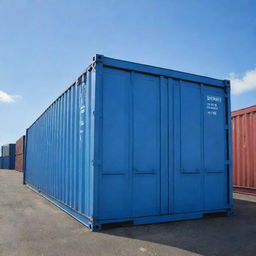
[232,106,256,195]
[16,136,25,155]
[85,73,93,215]
[69,86,75,209]
[78,78,89,214]
[74,85,80,211]
[15,154,24,172]
[25,70,95,218]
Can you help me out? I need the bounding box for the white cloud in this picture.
[0,90,21,103]
[228,68,256,95]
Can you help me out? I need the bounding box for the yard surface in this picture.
[0,169,255,256]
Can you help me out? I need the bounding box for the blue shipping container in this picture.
[0,144,15,169]
[25,55,234,230]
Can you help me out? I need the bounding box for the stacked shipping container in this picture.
[232,105,256,195]
[0,144,16,169]
[15,136,25,172]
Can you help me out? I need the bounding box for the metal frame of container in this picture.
[25,55,234,230]
[232,105,256,195]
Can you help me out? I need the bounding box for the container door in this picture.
[99,69,163,219]
[99,69,131,219]
[132,73,162,217]
[172,81,203,212]
[170,80,227,213]
[203,87,227,210]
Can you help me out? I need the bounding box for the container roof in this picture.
[232,105,256,117]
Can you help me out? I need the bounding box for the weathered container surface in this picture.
[15,154,24,172]
[16,136,25,155]
[25,55,233,230]
[1,145,9,157]
[1,144,15,157]
[232,105,256,195]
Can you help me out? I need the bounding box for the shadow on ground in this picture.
[1,170,255,256]
[102,199,256,256]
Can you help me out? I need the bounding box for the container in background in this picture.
[15,136,25,172]
[16,135,25,155]
[0,144,15,169]
[25,54,233,230]
[232,105,256,195]
[15,154,24,172]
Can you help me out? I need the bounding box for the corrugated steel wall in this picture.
[25,68,95,218]
[15,154,24,172]
[232,105,256,195]
[16,136,25,155]
[15,136,25,172]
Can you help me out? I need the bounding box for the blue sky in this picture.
[0,0,256,146]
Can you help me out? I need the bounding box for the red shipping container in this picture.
[232,105,256,195]
[15,154,24,172]
[16,136,25,155]
[15,135,25,172]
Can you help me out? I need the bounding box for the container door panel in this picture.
[204,88,227,209]
[173,82,203,212]
[99,69,131,219]
[132,74,161,217]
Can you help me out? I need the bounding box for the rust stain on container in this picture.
[232,105,256,195]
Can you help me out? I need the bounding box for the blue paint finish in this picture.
[0,157,9,169]
[225,82,234,210]
[25,55,233,230]
[0,144,15,169]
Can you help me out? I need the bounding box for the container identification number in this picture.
[206,95,221,116]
